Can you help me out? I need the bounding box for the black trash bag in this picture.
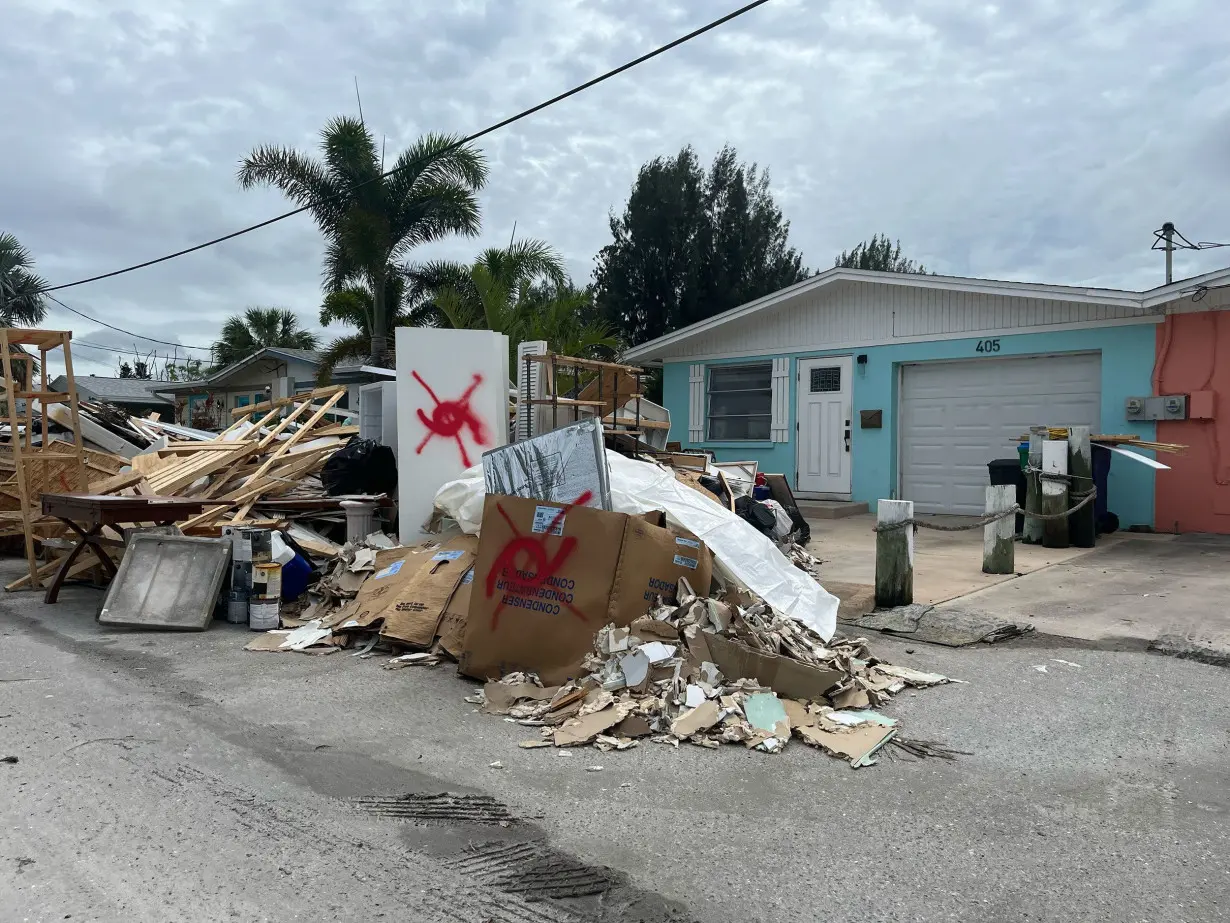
[734,495,778,537]
[321,438,398,497]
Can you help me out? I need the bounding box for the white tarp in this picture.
[432,452,838,641]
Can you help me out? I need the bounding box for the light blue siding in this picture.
[662,324,1158,527]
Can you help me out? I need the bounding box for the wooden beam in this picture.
[231,384,347,418]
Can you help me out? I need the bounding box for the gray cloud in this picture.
[4,0,1229,378]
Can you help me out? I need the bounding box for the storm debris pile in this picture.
[468,580,959,767]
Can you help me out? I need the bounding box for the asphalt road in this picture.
[2,570,1228,923]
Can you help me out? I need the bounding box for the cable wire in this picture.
[39,0,773,294]
[47,295,214,351]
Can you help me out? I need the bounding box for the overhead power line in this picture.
[39,0,773,294]
[48,294,214,351]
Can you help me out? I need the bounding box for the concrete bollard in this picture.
[982,484,1015,574]
[875,499,914,608]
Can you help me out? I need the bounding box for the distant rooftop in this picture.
[53,374,174,406]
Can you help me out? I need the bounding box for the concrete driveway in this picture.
[809,515,1230,662]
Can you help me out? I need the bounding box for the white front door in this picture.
[796,356,852,497]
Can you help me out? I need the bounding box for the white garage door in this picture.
[900,353,1101,515]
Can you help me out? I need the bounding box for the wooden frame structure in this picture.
[0,329,88,588]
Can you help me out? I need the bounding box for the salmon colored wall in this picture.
[1154,311,1230,533]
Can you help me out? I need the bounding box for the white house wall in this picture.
[660,280,1152,360]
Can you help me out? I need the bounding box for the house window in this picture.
[707,363,772,440]
[235,394,251,408]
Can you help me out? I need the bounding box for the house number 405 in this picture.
[975,338,1001,353]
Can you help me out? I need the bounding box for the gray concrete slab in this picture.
[3,560,1228,923]
[935,534,1230,662]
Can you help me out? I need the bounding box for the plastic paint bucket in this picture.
[226,589,249,624]
[252,562,282,600]
[248,595,280,631]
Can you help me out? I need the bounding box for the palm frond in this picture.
[236,148,346,234]
[315,332,371,385]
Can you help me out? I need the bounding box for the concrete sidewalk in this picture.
[808,514,1230,662]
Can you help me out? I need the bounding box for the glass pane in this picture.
[709,390,771,417]
[709,364,772,392]
[810,367,841,392]
[708,414,771,441]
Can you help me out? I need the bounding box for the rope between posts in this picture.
[873,481,1097,533]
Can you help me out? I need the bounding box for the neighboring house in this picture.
[157,347,373,429]
[624,265,1230,534]
[51,374,173,417]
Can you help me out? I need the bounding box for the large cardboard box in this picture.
[435,565,474,658]
[379,534,479,648]
[608,513,713,626]
[460,495,713,684]
[704,632,843,701]
[461,494,626,684]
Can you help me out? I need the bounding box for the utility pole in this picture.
[1161,221,1175,284]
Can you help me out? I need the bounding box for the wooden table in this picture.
[39,494,208,604]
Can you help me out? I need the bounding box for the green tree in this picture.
[413,239,618,362]
[238,116,488,363]
[0,232,49,326]
[835,234,928,273]
[594,145,808,347]
[165,358,206,382]
[117,361,134,379]
[210,307,318,368]
[315,274,424,383]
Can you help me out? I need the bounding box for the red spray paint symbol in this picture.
[412,370,490,468]
[485,490,594,630]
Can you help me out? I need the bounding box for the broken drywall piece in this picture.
[876,664,956,687]
[1034,665,1049,673]
[553,707,627,747]
[482,682,561,715]
[619,649,651,688]
[350,548,378,572]
[245,630,293,652]
[744,693,789,733]
[384,652,440,668]
[669,700,721,738]
[826,709,899,728]
[797,723,897,767]
[1051,658,1082,669]
[684,684,706,708]
[637,641,677,664]
[829,686,872,709]
[519,740,552,749]
[782,699,816,729]
[280,621,332,651]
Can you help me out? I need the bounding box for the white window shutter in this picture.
[770,357,790,442]
[688,365,704,442]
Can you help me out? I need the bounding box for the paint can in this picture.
[226,589,249,625]
[242,528,273,565]
[248,595,280,631]
[229,527,251,562]
[252,562,282,600]
[230,560,253,595]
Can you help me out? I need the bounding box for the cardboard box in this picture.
[703,632,843,701]
[333,547,421,631]
[609,514,712,626]
[435,565,474,658]
[379,534,478,648]
[461,494,626,684]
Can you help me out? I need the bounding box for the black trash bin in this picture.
[988,458,1027,535]
[1091,443,1116,534]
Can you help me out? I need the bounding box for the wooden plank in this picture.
[156,443,255,453]
[146,443,256,494]
[1024,426,1046,544]
[1,330,39,588]
[232,384,347,418]
[524,354,642,374]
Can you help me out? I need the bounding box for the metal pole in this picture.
[1162,221,1175,284]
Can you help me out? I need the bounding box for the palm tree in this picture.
[0,232,49,326]
[211,307,319,368]
[315,274,426,383]
[413,238,619,360]
[238,116,488,362]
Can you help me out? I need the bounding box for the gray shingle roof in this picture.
[52,375,173,405]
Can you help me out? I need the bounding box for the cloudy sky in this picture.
[4,0,1229,376]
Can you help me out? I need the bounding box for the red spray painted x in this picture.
[412,370,490,468]
[484,490,594,630]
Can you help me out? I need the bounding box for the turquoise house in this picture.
[622,268,1207,529]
